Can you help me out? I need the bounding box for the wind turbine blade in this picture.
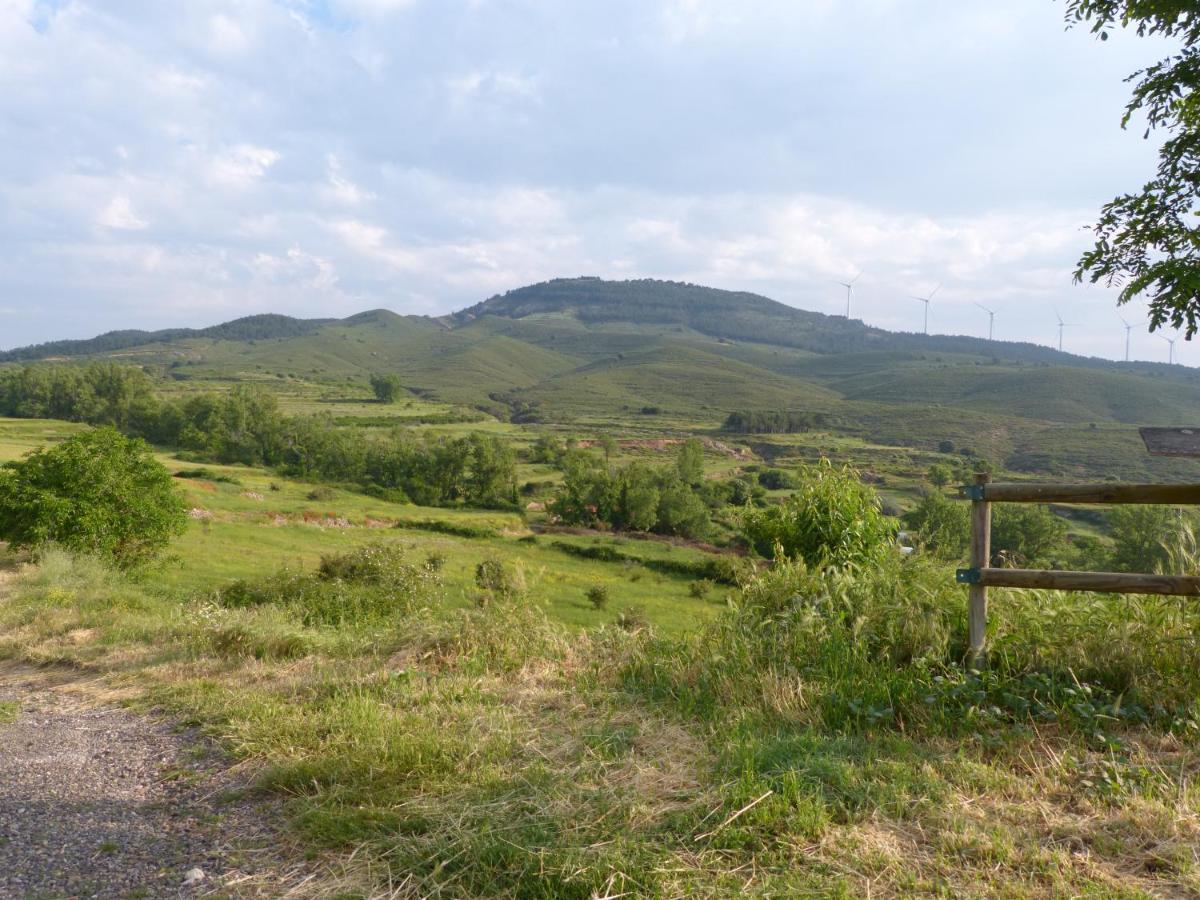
[850,273,861,285]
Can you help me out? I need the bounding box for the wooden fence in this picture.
[956,474,1200,667]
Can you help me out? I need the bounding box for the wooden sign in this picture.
[1140,427,1200,458]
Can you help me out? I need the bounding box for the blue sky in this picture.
[0,0,1186,362]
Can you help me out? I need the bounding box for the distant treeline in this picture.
[0,364,517,509]
[721,410,835,434]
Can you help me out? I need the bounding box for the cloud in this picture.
[0,0,1181,363]
[96,195,148,230]
[206,145,281,188]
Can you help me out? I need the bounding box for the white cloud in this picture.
[206,145,281,188]
[97,195,148,230]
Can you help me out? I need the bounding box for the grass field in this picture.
[4,408,1200,895]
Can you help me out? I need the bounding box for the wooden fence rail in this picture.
[956,474,1200,668]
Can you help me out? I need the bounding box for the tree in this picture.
[927,463,954,488]
[370,373,405,403]
[1108,504,1188,573]
[903,490,970,559]
[0,428,186,567]
[990,505,1068,567]
[1066,2,1200,334]
[676,438,705,487]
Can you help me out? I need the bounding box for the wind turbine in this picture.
[835,273,861,318]
[1162,333,1179,365]
[1054,309,1078,352]
[910,283,940,335]
[975,302,997,341]
[1118,313,1145,363]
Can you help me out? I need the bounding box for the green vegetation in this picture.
[1067,0,1200,335]
[369,372,405,403]
[0,428,185,567]
[551,443,716,539]
[4,278,1200,894]
[741,460,896,566]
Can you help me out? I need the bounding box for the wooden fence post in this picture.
[968,473,991,669]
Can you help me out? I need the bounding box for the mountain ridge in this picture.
[1,277,1186,377]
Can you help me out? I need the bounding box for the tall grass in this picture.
[5,545,1200,895]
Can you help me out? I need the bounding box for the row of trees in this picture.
[0,364,518,509]
[721,410,834,434]
[904,489,1195,574]
[551,439,734,539]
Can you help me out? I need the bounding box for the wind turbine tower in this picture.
[1054,309,1078,353]
[975,303,997,341]
[836,273,861,318]
[911,283,940,335]
[1162,333,1179,365]
[1118,314,1145,363]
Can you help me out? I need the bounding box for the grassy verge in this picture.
[3,544,1200,896]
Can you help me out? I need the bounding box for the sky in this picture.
[0,0,1188,363]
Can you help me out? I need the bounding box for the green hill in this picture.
[6,277,1200,478]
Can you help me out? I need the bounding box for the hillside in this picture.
[4,277,1200,478]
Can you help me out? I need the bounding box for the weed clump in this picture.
[219,543,442,627]
[585,584,610,610]
[474,557,520,605]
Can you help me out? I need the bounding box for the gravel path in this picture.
[0,663,312,898]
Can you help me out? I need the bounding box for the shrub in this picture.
[475,557,517,605]
[0,427,186,567]
[740,459,896,567]
[689,578,714,598]
[757,468,796,490]
[220,544,442,626]
[616,606,648,631]
[586,584,610,610]
[306,486,336,502]
[425,551,447,572]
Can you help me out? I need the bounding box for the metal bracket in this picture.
[960,485,986,501]
[956,568,981,584]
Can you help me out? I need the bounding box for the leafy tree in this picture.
[466,433,517,507]
[655,478,711,537]
[614,463,660,531]
[1107,504,1189,573]
[926,463,954,488]
[676,438,705,487]
[553,451,614,527]
[370,373,405,403]
[903,490,970,559]
[990,505,1069,567]
[740,460,896,566]
[0,428,186,566]
[1066,2,1200,334]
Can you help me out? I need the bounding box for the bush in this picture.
[0,427,186,567]
[220,544,442,626]
[475,557,518,605]
[689,578,714,598]
[616,606,648,631]
[740,459,896,567]
[306,486,337,502]
[757,468,797,490]
[586,584,610,610]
